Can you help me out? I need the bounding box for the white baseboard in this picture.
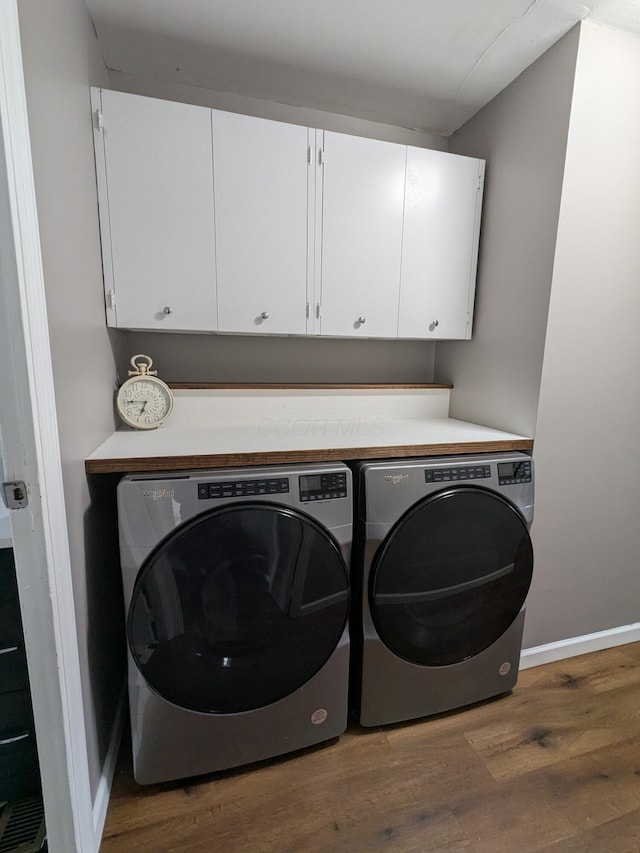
[93,681,127,844]
[520,622,640,670]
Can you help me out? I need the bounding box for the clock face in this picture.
[117,377,173,429]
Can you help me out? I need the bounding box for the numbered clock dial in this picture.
[117,379,173,429]
[116,354,174,430]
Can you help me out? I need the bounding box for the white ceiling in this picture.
[84,0,640,136]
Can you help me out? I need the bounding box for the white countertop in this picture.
[88,415,529,461]
[86,387,532,473]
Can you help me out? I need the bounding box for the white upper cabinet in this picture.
[212,112,311,335]
[94,90,217,331]
[318,132,406,338]
[91,89,485,341]
[398,148,484,340]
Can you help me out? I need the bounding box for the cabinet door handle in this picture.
[163,306,173,315]
[0,731,30,747]
[0,645,18,656]
[358,316,366,325]
[260,312,270,320]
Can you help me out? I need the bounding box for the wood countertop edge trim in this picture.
[85,439,534,474]
[167,382,454,390]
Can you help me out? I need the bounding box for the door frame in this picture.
[0,3,95,851]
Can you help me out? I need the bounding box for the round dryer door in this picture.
[369,487,533,667]
[127,503,349,713]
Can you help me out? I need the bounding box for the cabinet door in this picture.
[213,112,311,335]
[318,132,406,338]
[97,90,217,331]
[398,148,484,340]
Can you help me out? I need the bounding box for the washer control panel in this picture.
[198,477,290,500]
[497,459,532,485]
[299,471,348,502]
[425,464,491,484]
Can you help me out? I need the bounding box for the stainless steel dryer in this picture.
[117,462,351,784]
[351,452,533,727]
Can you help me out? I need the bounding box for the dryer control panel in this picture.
[299,472,348,502]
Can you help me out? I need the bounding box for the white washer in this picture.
[351,452,534,727]
[117,463,351,784]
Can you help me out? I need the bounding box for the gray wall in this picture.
[434,27,580,437]
[114,332,436,385]
[525,21,640,646]
[107,70,450,150]
[18,0,124,801]
[107,71,442,384]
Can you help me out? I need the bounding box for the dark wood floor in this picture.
[101,643,640,852]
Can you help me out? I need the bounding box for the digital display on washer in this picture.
[300,475,321,492]
[497,460,532,485]
[299,472,347,502]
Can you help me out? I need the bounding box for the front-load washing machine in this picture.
[117,462,351,784]
[351,452,533,727]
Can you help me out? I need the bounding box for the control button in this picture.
[198,485,208,499]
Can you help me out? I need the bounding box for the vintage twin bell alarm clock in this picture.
[116,354,174,430]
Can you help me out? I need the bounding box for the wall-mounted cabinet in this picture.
[399,147,484,340]
[318,131,406,338]
[213,111,312,336]
[93,90,217,331]
[91,89,484,340]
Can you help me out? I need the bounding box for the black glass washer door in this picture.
[128,502,349,713]
[370,487,533,667]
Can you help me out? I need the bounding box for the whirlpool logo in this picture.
[384,474,409,485]
[142,488,175,500]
